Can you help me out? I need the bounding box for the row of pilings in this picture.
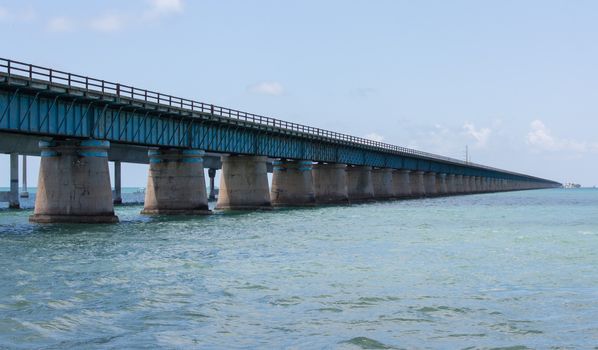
[25,140,558,223]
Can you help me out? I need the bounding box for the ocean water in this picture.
[0,189,597,349]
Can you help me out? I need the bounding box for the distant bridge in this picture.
[0,58,560,222]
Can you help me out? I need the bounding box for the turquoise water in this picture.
[1,189,597,349]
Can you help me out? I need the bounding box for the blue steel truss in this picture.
[0,58,558,184]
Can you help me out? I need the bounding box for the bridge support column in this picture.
[483,177,491,192]
[271,159,315,207]
[347,165,374,202]
[113,161,122,205]
[474,176,482,192]
[372,168,394,200]
[9,153,19,208]
[142,149,210,215]
[30,140,118,223]
[411,171,426,197]
[424,172,438,196]
[455,175,467,194]
[446,174,457,194]
[438,173,448,195]
[216,155,271,210]
[313,163,348,204]
[491,178,499,192]
[462,176,471,193]
[471,176,479,192]
[20,155,29,198]
[208,168,217,200]
[393,170,412,198]
[504,180,512,191]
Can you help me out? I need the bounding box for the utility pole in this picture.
[465,145,469,163]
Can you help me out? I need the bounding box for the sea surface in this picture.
[0,189,597,349]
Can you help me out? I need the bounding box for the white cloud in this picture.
[364,132,385,142]
[406,123,465,158]
[247,81,284,96]
[463,122,491,148]
[90,14,124,32]
[144,0,184,19]
[526,119,591,153]
[351,87,376,98]
[47,17,73,32]
[0,5,35,22]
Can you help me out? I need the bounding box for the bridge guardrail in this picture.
[0,58,550,182]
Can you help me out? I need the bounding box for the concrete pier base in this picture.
[465,176,474,193]
[113,161,122,205]
[312,163,349,204]
[482,177,490,192]
[424,172,438,197]
[347,165,374,202]
[271,159,315,207]
[438,173,448,195]
[9,153,19,208]
[492,178,499,192]
[474,177,482,193]
[411,171,426,197]
[208,168,216,200]
[455,175,465,193]
[447,174,457,194]
[20,155,29,198]
[216,155,271,210]
[30,140,118,223]
[393,170,412,198]
[371,168,394,200]
[142,149,211,215]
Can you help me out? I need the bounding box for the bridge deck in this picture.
[0,58,558,184]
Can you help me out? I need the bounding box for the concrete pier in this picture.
[20,155,29,198]
[208,168,217,200]
[271,159,315,207]
[438,173,448,195]
[447,174,457,194]
[411,171,426,197]
[393,170,412,198]
[477,177,484,192]
[347,165,374,202]
[424,172,438,196]
[113,161,122,205]
[482,177,490,192]
[493,178,500,191]
[30,140,118,223]
[142,149,210,215]
[455,175,467,194]
[9,153,19,208]
[312,163,349,204]
[371,168,394,199]
[216,155,271,210]
[467,176,476,193]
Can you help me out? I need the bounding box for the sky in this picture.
[1,0,598,187]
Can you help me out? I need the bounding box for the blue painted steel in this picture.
[0,58,559,185]
[80,139,110,148]
[182,149,205,156]
[181,158,203,163]
[40,151,58,157]
[78,151,108,158]
[148,148,204,163]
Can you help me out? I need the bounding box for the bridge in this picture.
[0,58,560,223]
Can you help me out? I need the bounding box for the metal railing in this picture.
[0,57,549,181]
